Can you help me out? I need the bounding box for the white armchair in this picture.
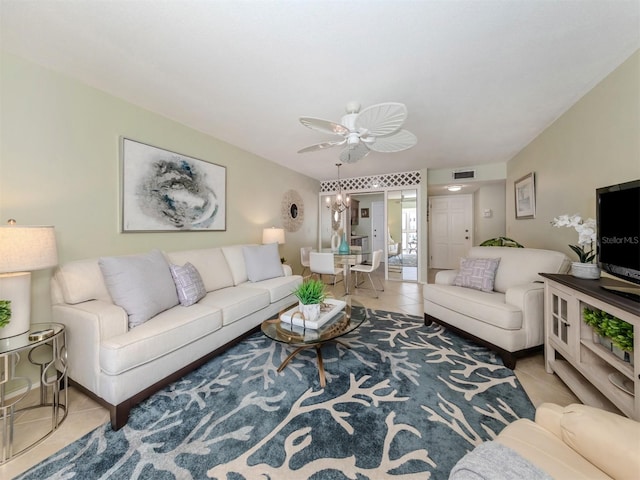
[423,246,570,368]
[451,403,640,480]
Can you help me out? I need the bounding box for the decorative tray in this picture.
[280,298,347,329]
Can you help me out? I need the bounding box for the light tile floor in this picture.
[1,272,579,479]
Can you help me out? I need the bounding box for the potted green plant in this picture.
[479,237,524,248]
[583,307,634,364]
[0,300,11,329]
[292,278,327,322]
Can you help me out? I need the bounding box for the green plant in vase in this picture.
[583,307,604,336]
[583,307,633,361]
[292,279,327,322]
[0,300,11,329]
[602,315,634,353]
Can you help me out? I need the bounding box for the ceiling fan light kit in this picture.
[298,101,417,163]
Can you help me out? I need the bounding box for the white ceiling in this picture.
[1,1,638,181]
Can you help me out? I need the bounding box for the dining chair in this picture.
[351,249,384,298]
[300,246,314,277]
[309,252,344,288]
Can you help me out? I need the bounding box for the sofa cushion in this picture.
[222,244,252,285]
[199,286,270,326]
[169,262,207,307]
[99,250,179,329]
[424,284,522,330]
[239,274,302,303]
[99,303,223,376]
[467,247,569,293]
[496,418,611,479]
[454,257,501,292]
[54,258,112,305]
[560,404,640,480]
[167,248,234,292]
[243,243,284,282]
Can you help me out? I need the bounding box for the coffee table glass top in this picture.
[262,296,367,346]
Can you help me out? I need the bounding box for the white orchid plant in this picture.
[551,214,597,263]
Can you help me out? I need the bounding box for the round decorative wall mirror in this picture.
[281,190,304,232]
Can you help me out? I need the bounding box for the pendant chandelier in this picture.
[325,163,350,213]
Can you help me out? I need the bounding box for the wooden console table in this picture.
[541,274,639,420]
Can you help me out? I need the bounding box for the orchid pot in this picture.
[552,214,599,279]
[571,262,600,280]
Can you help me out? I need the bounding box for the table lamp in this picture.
[0,221,58,339]
[262,227,285,246]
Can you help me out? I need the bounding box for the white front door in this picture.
[429,194,473,269]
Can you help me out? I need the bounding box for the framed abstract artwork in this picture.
[514,172,536,219]
[120,138,226,232]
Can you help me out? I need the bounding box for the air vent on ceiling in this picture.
[452,170,475,180]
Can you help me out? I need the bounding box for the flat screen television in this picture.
[596,179,640,299]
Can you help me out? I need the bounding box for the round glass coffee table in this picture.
[261,297,367,387]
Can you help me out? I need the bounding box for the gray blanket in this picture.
[449,441,553,480]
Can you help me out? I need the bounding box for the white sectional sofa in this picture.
[51,244,302,430]
[423,246,570,368]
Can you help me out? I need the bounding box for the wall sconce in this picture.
[0,221,58,339]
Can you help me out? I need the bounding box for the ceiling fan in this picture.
[297,101,417,163]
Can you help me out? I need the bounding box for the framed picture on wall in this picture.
[514,172,536,219]
[120,138,226,232]
[361,208,369,218]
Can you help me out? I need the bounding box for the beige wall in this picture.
[0,52,320,324]
[474,182,507,245]
[507,50,640,257]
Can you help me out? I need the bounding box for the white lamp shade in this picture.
[0,225,58,273]
[262,227,285,245]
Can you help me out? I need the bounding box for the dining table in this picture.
[322,248,370,295]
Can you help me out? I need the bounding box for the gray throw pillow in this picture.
[99,249,179,329]
[169,262,207,306]
[243,243,283,282]
[454,257,501,292]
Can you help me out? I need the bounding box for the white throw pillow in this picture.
[99,249,179,329]
[243,243,283,282]
[454,257,501,292]
[169,262,207,306]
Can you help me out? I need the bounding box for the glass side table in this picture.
[0,323,68,464]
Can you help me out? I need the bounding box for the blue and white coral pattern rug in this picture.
[18,309,534,480]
